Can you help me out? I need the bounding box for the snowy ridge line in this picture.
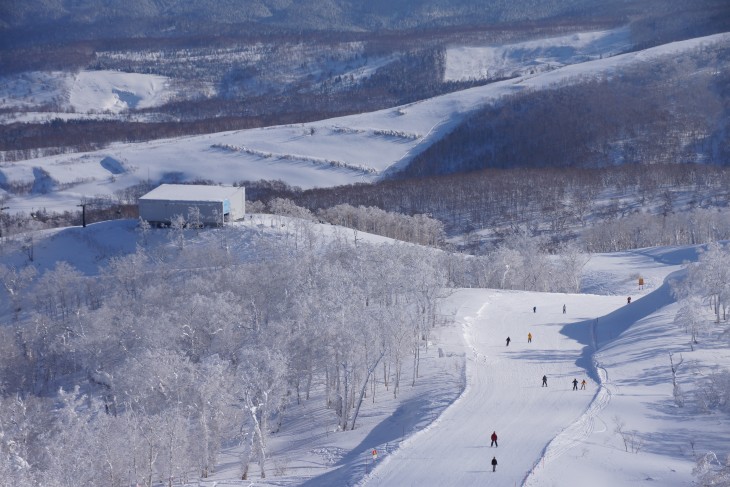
[210,143,379,175]
[359,319,470,486]
[380,107,472,179]
[522,319,613,486]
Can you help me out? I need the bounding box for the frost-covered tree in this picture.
[674,296,710,350]
[694,451,730,487]
[0,263,36,318]
[557,243,590,293]
[685,242,730,323]
[237,348,288,480]
[169,213,186,250]
[136,216,151,245]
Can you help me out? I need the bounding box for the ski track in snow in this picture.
[523,360,614,486]
[362,290,625,486]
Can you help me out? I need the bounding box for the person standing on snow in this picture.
[491,456,498,472]
[506,336,511,346]
[627,296,632,304]
[542,375,548,387]
[490,431,498,447]
[563,304,566,314]
[581,379,587,390]
[528,332,532,343]
[533,306,537,313]
[572,378,579,390]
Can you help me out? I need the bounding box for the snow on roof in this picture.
[139,184,241,202]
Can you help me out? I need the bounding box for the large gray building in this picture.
[138,184,245,226]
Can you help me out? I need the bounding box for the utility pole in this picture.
[0,206,8,238]
[77,203,87,227]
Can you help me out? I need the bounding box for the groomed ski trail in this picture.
[363,289,626,486]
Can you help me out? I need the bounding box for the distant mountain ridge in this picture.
[1,0,588,31]
[2,0,722,36]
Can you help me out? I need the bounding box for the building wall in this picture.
[138,185,246,225]
[139,200,225,225]
[227,187,246,220]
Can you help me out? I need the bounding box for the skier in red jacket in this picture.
[490,431,498,447]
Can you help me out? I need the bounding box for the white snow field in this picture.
[2,32,728,215]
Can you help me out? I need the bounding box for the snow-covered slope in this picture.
[444,26,632,81]
[0,70,178,115]
[3,219,727,486]
[2,32,728,215]
[357,245,729,486]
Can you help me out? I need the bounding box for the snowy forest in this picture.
[0,210,603,486]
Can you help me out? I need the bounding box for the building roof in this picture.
[139,184,241,202]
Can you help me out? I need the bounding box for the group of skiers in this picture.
[490,432,498,472]
[491,303,589,473]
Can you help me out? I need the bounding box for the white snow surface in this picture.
[67,70,174,113]
[444,27,632,81]
[3,31,728,215]
[0,69,175,115]
[3,219,728,486]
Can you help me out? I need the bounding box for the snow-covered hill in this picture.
[1,218,727,486]
[2,31,727,216]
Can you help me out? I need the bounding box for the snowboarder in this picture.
[542,375,548,387]
[581,379,587,390]
[572,378,579,390]
[527,332,532,343]
[506,336,511,346]
[490,431,498,447]
[563,304,566,314]
[491,456,498,472]
[627,296,632,304]
[533,306,537,313]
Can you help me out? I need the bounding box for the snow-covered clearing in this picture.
[444,26,632,81]
[0,70,177,115]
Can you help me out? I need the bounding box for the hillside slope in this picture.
[2,32,728,217]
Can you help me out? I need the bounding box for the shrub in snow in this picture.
[694,452,730,487]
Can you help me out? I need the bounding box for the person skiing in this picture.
[533,306,536,313]
[490,431,498,447]
[563,304,566,314]
[542,375,548,387]
[491,456,498,472]
[581,379,587,390]
[527,332,532,343]
[627,296,632,304]
[572,378,579,390]
[506,336,511,346]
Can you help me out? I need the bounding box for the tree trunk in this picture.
[350,351,385,431]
